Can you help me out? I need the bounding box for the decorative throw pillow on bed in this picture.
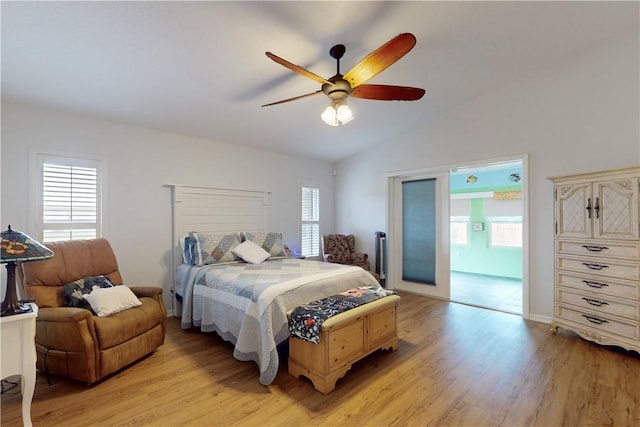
[189,232,242,266]
[62,276,114,310]
[180,236,190,264]
[243,232,287,258]
[82,285,142,317]
[182,235,199,265]
[232,240,271,264]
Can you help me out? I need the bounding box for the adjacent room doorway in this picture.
[387,155,528,317]
[449,161,524,314]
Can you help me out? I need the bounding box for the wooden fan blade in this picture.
[265,52,333,85]
[344,33,417,87]
[261,90,323,107]
[351,84,425,101]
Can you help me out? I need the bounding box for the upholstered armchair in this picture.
[17,238,167,384]
[322,234,379,281]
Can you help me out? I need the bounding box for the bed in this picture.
[169,185,382,385]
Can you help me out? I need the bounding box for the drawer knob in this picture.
[582,314,609,325]
[581,245,609,252]
[582,262,609,270]
[581,297,609,307]
[582,280,609,289]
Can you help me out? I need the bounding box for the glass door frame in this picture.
[385,154,530,319]
[387,170,451,300]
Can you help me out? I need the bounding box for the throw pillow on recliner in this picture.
[82,285,142,317]
[62,275,114,310]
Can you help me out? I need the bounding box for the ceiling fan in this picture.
[262,33,426,126]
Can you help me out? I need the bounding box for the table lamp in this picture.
[1,225,54,316]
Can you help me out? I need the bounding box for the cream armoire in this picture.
[550,166,639,353]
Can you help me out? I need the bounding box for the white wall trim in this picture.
[527,314,552,324]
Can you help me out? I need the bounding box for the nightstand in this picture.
[1,304,38,427]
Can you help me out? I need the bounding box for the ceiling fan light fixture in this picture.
[321,106,339,126]
[321,102,353,127]
[336,104,353,123]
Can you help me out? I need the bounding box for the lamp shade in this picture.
[1,225,54,263]
[321,106,339,126]
[1,225,54,316]
[321,102,354,126]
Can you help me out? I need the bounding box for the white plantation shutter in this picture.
[300,185,320,257]
[33,153,103,242]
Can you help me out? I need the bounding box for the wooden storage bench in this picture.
[288,294,400,394]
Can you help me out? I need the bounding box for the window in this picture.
[300,184,320,257]
[488,216,522,248]
[31,151,103,242]
[450,216,469,245]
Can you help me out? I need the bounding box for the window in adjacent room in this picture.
[488,216,523,248]
[30,151,104,242]
[300,184,320,257]
[485,198,523,248]
[450,198,471,246]
[450,216,470,245]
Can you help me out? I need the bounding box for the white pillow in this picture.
[83,285,142,317]
[232,240,271,264]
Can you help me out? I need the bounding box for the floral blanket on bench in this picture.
[289,286,394,344]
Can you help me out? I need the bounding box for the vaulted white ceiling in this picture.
[2,1,637,162]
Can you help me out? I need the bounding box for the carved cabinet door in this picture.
[556,182,592,239]
[593,177,639,240]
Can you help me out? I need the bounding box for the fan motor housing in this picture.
[322,78,352,102]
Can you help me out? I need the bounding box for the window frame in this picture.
[450,215,470,246]
[29,148,106,242]
[487,215,523,248]
[299,182,320,258]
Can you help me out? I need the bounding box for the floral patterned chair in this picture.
[321,234,380,282]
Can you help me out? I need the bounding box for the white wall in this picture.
[1,103,335,311]
[334,28,640,320]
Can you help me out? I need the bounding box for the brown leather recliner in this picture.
[17,238,167,384]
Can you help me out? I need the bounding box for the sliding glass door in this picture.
[402,178,437,284]
[390,172,450,299]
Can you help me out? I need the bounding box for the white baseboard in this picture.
[526,313,552,324]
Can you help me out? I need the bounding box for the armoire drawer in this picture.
[556,288,639,320]
[556,239,640,261]
[556,272,639,300]
[556,255,640,281]
[555,304,640,341]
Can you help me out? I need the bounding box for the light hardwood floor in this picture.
[2,292,639,426]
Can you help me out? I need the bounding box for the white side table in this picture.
[1,304,38,427]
